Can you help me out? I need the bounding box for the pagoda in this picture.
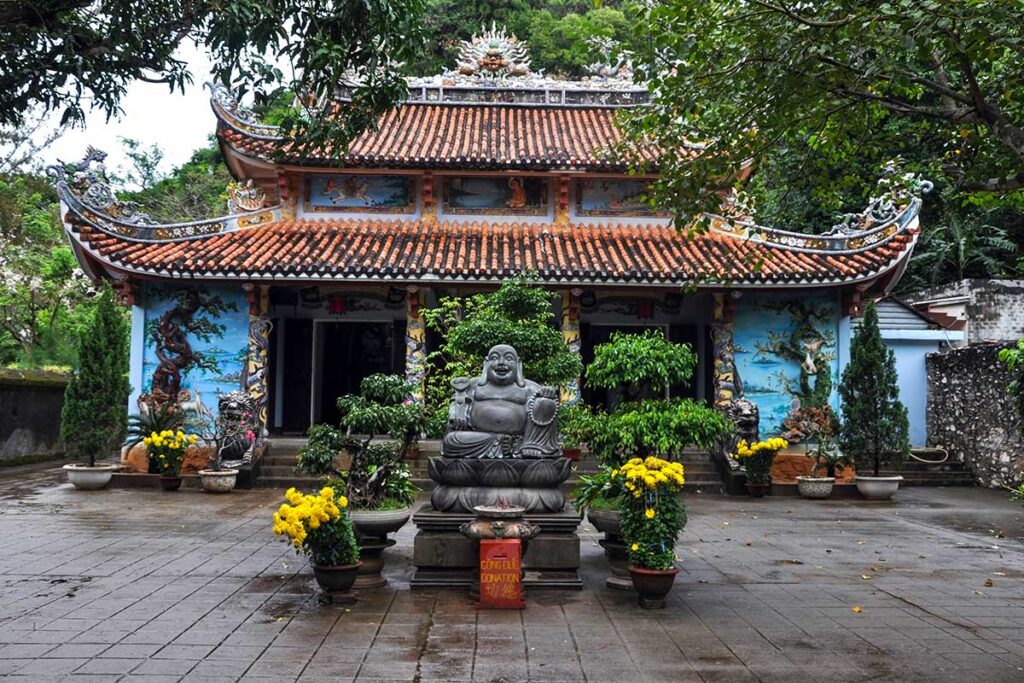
[53,26,929,461]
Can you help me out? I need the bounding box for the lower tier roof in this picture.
[66,215,916,288]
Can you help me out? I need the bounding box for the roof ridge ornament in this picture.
[455,22,532,79]
[227,179,267,213]
[206,82,282,139]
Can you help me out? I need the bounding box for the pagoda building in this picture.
[53,27,928,445]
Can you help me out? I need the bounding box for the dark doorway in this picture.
[280,319,313,434]
[316,322,399,425]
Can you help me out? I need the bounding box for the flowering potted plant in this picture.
[145,429,196,491]
[612,457,687,609]
[273,486,361,594]
[731,437,788,497]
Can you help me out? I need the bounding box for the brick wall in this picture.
[927,343,1023,487]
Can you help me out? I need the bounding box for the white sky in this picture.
[37,43,219,183]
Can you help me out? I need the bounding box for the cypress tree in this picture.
[60,285,130,466]
[838,300,910,477]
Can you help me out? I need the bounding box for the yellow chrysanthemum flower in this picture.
[645,508,655,519]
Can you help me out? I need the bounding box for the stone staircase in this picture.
[879,450,975,487]
[254,438,727,493]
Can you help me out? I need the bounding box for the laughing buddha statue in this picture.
[442,344,561,459]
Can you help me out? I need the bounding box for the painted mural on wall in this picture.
[443,176,547,215]
[306,174,415,213]
[139,285,249,418]
[575,178,665,217]
[733,294,840,435]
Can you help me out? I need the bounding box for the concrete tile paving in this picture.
[0,466,1022,682]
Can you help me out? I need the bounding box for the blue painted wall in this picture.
[885,337,941,447]
[733,292,842,435]
[135,283,249,418]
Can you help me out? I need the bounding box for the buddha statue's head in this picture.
[480,344,524,387]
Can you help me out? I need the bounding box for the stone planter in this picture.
[349,507,412,589]
[855,475,903,501]
[587,508,632,591]
[159,476,183,491]
[350,507,413,538]
[64,464,118,490]
[312,561,362,597]
[629,566,679,609]
[198,469,238,493]
[796,476,835,499]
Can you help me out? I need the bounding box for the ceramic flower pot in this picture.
[629,566,679,609]
[198,469,238,493]
[796,476,835,499]
[586,508,622,536]
[745,482,770,498]
[159,476,183,491]
[312,561,363,593]
[855,475,903,501]
[64,464,118,490]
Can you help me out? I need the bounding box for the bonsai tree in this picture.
[838,301,910,477]
[297,374,423,509]
[60,285,130,466]
[423,276,582,436]
[573,330,731,510]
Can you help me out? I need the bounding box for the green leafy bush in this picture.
[998,338,1024,427]
[297,374,422,509]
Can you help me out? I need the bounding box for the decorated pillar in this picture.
[405,287,427,400]
[561,290,582,404]
[245,284,273,440]
[710,292,737,409]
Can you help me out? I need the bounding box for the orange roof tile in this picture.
[219,102,659,171]
[69,217,914,287]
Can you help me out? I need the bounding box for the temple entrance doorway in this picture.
[311,321,405,426]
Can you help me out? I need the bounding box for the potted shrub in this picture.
[612,456,687,609]
[273,486,362,595]
[796,436,850,499]
[125,402,185,472]
[297,374,422,587]
[145,429,196,490]
[730,438,788,497]
[61,285,130,490]
[839,301,910,500]
[572,465,634,589]
[580,330,730,585]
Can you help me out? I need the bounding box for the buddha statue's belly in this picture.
[471,399,526,434]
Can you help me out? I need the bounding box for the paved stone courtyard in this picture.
[0,466,1022,682]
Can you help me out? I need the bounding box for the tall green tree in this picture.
[837,301,910,477]
[1,0,428,153]
[623,0,1024,220]
[60,285,130,466]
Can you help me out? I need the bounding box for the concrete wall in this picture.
[927,343,1024,487]
[910,279,1024,344]
[887,338,941,447]
[0,370,67,462]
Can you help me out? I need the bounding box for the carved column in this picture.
[561,290,582,404]
[245,284,273,441]
[405,287,427,401]
[710,292,737,409]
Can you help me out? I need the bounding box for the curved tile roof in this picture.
[65,216,917,288]
[218,102,661,171]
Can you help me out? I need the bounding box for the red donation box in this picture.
[477,539,525,609]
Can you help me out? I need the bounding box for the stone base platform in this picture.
[410,504,583,590]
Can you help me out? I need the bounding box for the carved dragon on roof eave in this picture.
[53,174,283,244]
[706,192,926,257]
